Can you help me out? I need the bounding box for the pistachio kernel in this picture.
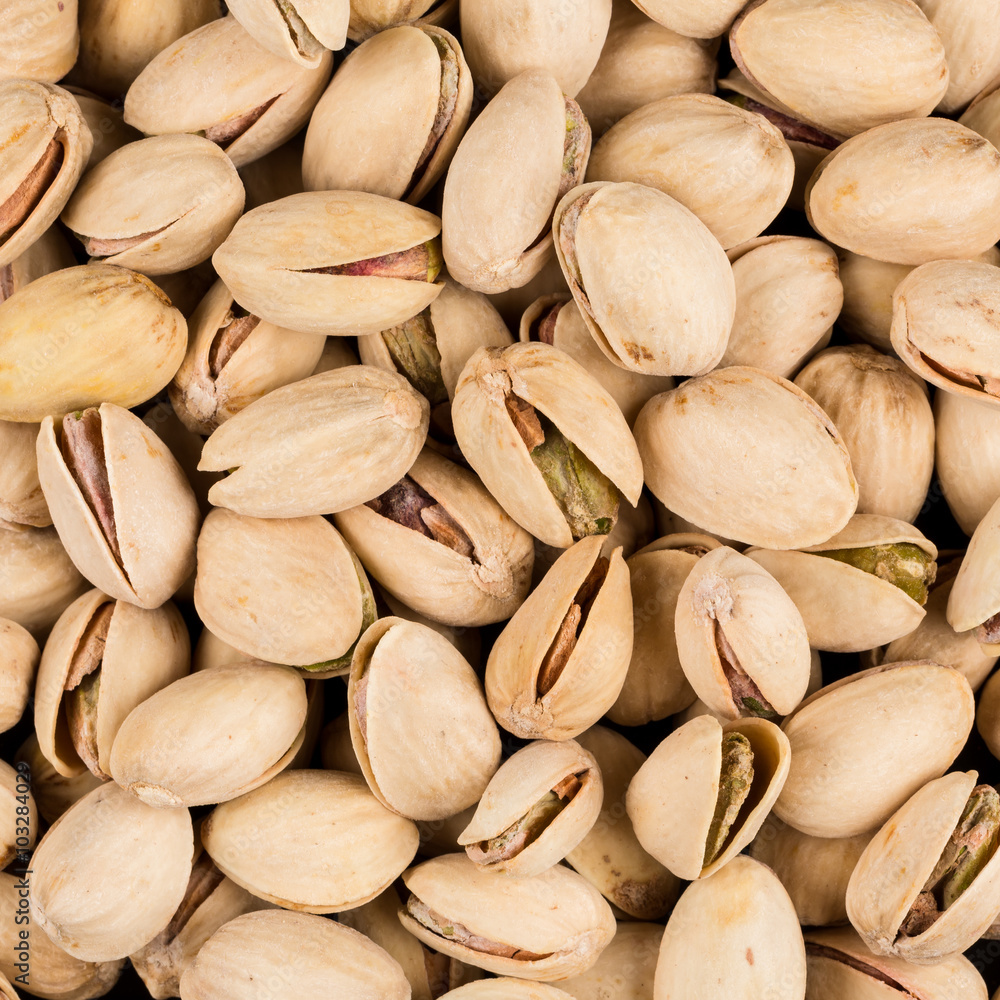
[714,618,778,720]
[366,475,475,557]
[63,600,114,778]
[305,239,442,282]
[704,732,754,866]
[208,306,261,379]
[724,93,840,150]
[410,33,461,189]
[528,302,564,347]
[0,135,65,243]
[816,543,936,604]
[380,311,449,406]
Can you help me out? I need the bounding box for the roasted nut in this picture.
[0,0,79,83]
[0,620,38,735]
[947,495,1000,640]
[226,0,348,66]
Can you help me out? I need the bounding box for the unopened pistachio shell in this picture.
[0,619,38,735]
[226,0,348,65]
[0,0,79,82]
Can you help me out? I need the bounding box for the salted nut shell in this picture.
[195,508,375,674]
[442,70,590,295]
[486,536,632,741]
[0,0,79,83]
[304,25,472,205]
[178,909,411,1000]
[349,617,501,821]
[30,781,193,962]
[201,768,418,913]
[0,264,187,423]
[37,402,200,610]
[654,855,806,1000]
[124,14,333,169]
[776,661,975,838]
[226,0,349,66]
[399,852,616,981]
[627,715,791,881]
[458,739,602,877]
[553,181,734,377]
[108,662,307,808]
[33,588,189,780]
[0,619,38,735]
[674,545,811,720]
[335,448,534,628]
[0,80,91,268]
[452,343,643,549]
[730,0,948,139]
[847,770,1000,965]
[635,366,857,549]
[198,367,429,519]
[213,190,443,336]
[804,925,988,1000]
[947,495,1000,639]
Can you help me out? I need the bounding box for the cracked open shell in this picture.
[178,909,410,1000]
[847,770,1000,965]
[400,852,616,981]
[108,662,307,808]
[0,0,79,83]
[635,366,857,549]
[303,25,472,205]
[627,714,790,881]
[334,448,533,628]
[485,536,632,741]
[197,367,428,518]
[29,781,193,962]
[34,588,189,780]
[947,495,1000,641]
[0,619,37,735]
[36,403,200,610]
[226,0,348,66]
[747,514,937,652]
[775,661,975,838]
[348,618,501,821]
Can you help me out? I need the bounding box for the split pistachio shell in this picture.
[947,495,1000,636]
[16,732,103,825]
[776,661,975,837]
[108,663,307,808]
[198,367,429,518]
[226,0,348,66]
[0,421,49,530]
[654,855,806,1000]
[552,922,660,1000]
[486,536,633,741]
[348,0,440,41]
[443,983,574,1000]
[632,0,744,37]
[37,403,200,610]
[178,909,411,1000]
[635,366,858,549]
[400,852,616,981]
[334,449,533,628]
[303,25,472,205]
[349,618,501,820]
[213,190,442,336]
[0,224,76,308]
[919,0,1000,113]
[34,589,189,780]
[30,781,193,962]
[0,620,38,735]
[0,0,78,82]
[627,715,791,880]
[806,119,1000,265]
[201,769,418,913]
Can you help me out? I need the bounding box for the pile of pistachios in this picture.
[6,0,1000,998]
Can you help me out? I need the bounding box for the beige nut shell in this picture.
[226,0,349,65]
[948,494,1000,632]
[0,619,38,735]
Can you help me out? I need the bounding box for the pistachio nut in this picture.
[201,768,419,912]
[226,0,348,66]
[804,925,988,1000]
[631,0,744,38]
[30,780,193,961]
[847,770,1000,964]
[198,367,429,518]
[720,236,842,378]
[627,715,791,880]
[0,619,38,734]
[0,0,79,83]
[62,86,144,169]
[552,921,660,1000]
[947,494,1000,639]
[319,710,363,776]
[124,14,333,169]
[442,70,590,295]
[635,366,858,549]
[303,25,472,205]
[837,250,920,353]
[485,536,632,741]
[33,588,189,780]
[654,855,806,1000]
[348,0,442,41]
[0,759,36,869]
[961,77,1000,150]
[977,669,1000,760]
[15,732,103,826]
[376,587,482,666]
[400,852,616,981]
[441,982,573,1000]
[213,190,442,335]
[730,0,948,139]
[0,80,91,269]
[0,264,187,423]
[565,725,680,920]
[335,449,533,628]
[349,618,501,821]
[806,119,1000,265]
[553,181,734,376]
[919,0,1000,113]
[0,224,76,308]
[452,343,642,549]
[776,661,975,838]
[178,909,411,1000]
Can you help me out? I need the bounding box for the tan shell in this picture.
[836,251,918,352]
[30,781,193,962]
[0,224,76,309]
[376,588,482,666]
[635,366,858,549]
[920,0,1000,113]
[552,922,661,1000]
[0,0,78,82]
[948,494,1000,632]
[198,367,429,518]
[630,0,745,37]
[15,732,103,827]
[0,421,49,530]
[976,668,1000,760]
[349,618,501,821]
[226,0,348,65]
[178,909,411,1000]
[63,88,143,169]
[776,661,975,837]
[961,78,1000,149]
[400,853,616,981]
[347,0,439,40]
[108,663,307,808]
[442,982,574,1000]
[654,855,806,1000]
[0,619,38,735]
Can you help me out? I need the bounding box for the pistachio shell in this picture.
[631,0,745,37]
[919,0,1000,113]
[0,760,35,869]
[947,495,1000,632]
[0,421,49,529]
[0,619,38,734]
[348,0,439,41]
[226,0,348,65]
[551,922,660,1000]
[64,88,143,169]
[0,0,79,82]
[0,223,76,309]
[976,668,1000,760]
[442,983,574,1000]
[14,733,103,827]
